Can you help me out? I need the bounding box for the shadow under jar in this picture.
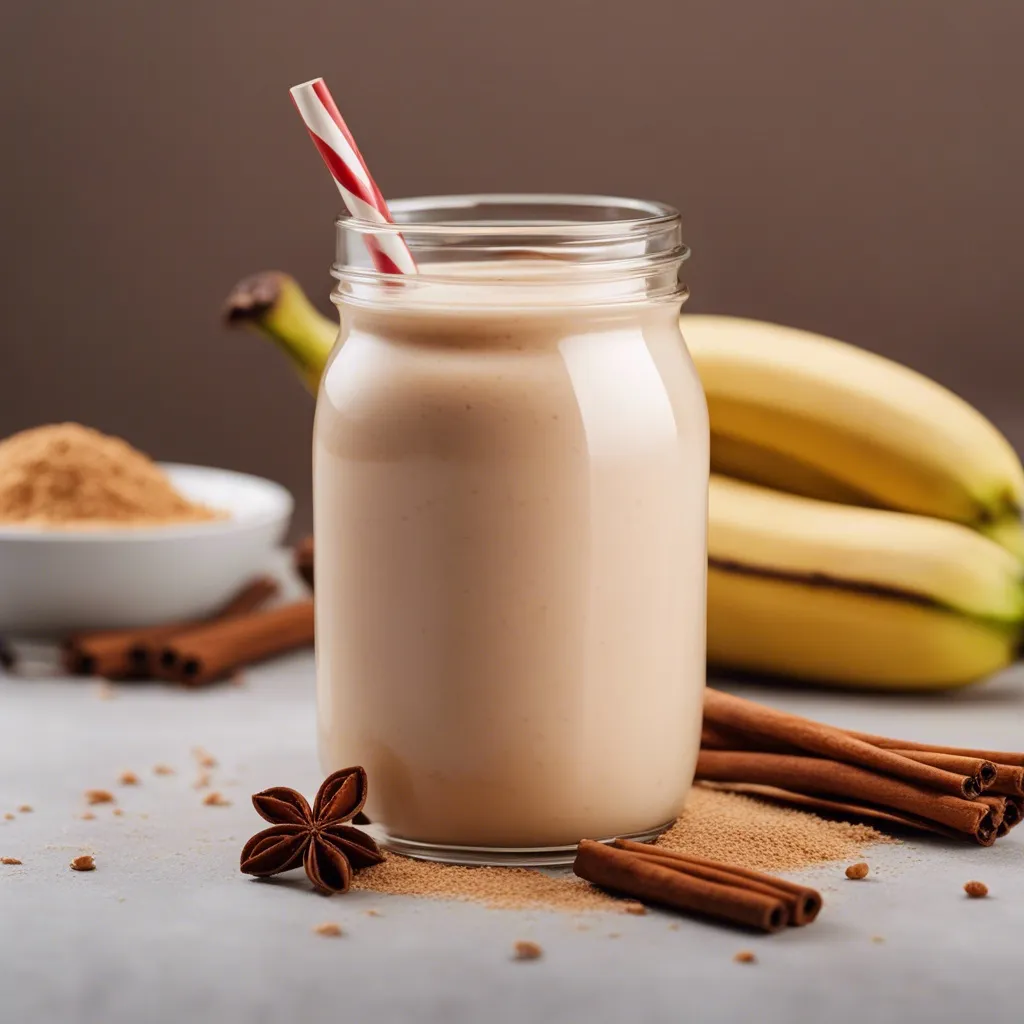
[314,195,708,865]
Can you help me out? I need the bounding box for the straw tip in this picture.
[289,78,324,96]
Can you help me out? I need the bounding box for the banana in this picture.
[708,476,1024,689]
[684,314,1024,535]
[710,432,1024,559]
[223,272,336,393]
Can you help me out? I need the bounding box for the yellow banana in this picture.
[708,476,1023,689]
[684,314,1024,540]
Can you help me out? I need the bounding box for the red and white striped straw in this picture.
[289,78,417,275]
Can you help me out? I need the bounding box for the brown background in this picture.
[2,0,1022,535]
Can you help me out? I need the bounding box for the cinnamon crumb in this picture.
[512,941,542,961]
[118,771,139,786]
[80,812,96,821]
[112,808,124,817]
[623,901,647,915]
[3,813,14,820]
[193,770,211,790]
[1,857,22,865]
[607,933,621,939]
[193,748,217,769]
[70,855,95,871]
[85,789,114,805]
[964,881,989,899]
[845,862,869,880]
[668,923,681,931]
[313,922,343,937]
[364,908,381,917]
[152,764,175,776]
[734,951,757,964]
[872,936,885,944]
[203,791,230,807]
[17,805,32,813]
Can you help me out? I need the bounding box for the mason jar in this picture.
[314,195,708,865]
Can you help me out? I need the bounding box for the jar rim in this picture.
[335,193,680,239]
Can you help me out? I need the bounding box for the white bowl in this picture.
[0,464,293,636]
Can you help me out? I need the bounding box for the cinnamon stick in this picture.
[704,690,990,799]
[573,840,789,932]
[845,730,1024,770]
[62,577,279,679]
[976,794,1007,831]
[1001,797,1023,833]
[157,600,314,685]
[294,536,314,591]
[695,750,995,842]
[885,749,1024,797]
[698,782,994,845]
[613,839,822,925]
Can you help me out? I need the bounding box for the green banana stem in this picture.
[223,272,335,394]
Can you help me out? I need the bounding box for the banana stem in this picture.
[223,272,336,394]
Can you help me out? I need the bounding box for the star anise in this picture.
[240,766,383,894]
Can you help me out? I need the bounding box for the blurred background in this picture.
[2,0,1022,535]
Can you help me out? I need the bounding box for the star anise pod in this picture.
[240,766,383,894]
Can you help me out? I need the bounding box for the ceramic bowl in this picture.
[0,464,293,635]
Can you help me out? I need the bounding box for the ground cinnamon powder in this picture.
[353,786,887,911]
[0,423,220,526]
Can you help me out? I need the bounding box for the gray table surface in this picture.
[2,561,1023,1024]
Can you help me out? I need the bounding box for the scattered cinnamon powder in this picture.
[0,423,222,526]
[80,812,96,821]
[653,787,886,872]
[872,936,885,944]
[734,951,757,964]
[846,862,870,880]
[119,771,140,786]
[193,748,218,769]
[152,764,175,776]
[513,941,543,961]
[4,813,14,820]
[203,791,230,807]
[354,788,885,912]
[1,857,22,865]
[85,789,114,805]
[313,922,343,937]
[112,808,125,817]
[964,881,989,898]
[354,854,618,911]
[70,855,95,871]
[193,771,212,790]
[17,805,32,813]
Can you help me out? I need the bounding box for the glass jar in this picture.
[314,195,708,865]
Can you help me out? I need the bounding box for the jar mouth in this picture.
[336,194,681,241]
[333,194,689,309]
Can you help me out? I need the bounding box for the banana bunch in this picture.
[224,274,1024,690]
[686,314,1024,691]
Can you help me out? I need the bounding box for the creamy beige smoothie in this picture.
[315,240,707,858]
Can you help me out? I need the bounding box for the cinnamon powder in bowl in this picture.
[0,425,292,634]
[0,424,220,527]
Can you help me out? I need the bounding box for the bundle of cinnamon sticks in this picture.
[698,689,1024,845]
[62,577,314,686]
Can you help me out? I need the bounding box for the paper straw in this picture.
[289,78,417,275]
